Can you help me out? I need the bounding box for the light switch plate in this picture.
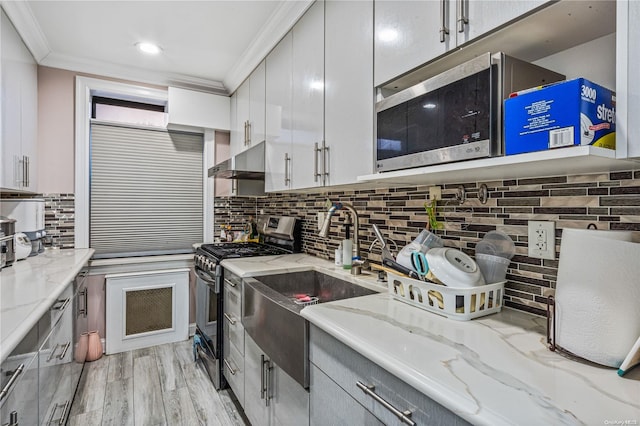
[528,220,556,260]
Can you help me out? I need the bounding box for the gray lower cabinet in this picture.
[309,324,471,426]
[0,323,40,426]
[1,267,88,426]
[244,333,309,426]
[310,363,384,426]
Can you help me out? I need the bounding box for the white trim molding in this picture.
[223,0,314,93]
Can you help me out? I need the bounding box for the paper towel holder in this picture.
[546,295,588,361]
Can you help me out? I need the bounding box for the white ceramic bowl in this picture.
[425,247,485,287]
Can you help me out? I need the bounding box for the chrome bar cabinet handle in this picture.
[52,298,70,312]
[224,359,236,375]
[223,313,236,325]
[284,153,291,186]
[4,411,18,426]
[440,0,450,42]
[260,354,266,399]
[356,381,416,426]
[457,0,468,32]
[79,288,88,317]
[0,364,24,402]
[24,156,29,188]
[322,140,329,185]
[314,142,322,182]
[265,359,272,407]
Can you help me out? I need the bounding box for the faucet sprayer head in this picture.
[319,200,341,237]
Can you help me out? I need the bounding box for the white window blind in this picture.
[90,122,203,257]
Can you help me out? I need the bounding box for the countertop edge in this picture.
[1,248,94,363]
[301,296,505,426]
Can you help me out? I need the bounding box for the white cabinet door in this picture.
[20,54,37,192]
[324,0,374,186]
[265,32,293,192]
[457,0,550,45]
[291,0,324,190]
[244,333,269,426]
[374,0,452,87]
[0,9,37,192]
[249,60,266,146]
[233,79,250,157]
[229,92,239,156]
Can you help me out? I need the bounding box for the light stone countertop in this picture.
[222,254,640,426]
[1,248,94,362]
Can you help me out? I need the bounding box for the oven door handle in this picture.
[195,268,215,284]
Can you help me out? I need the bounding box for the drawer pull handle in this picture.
[224,359,236,375]
[52,298,70,312]
[46,400,70,425]
[4,410,18,426]
[0,364,24,402]
[223,313,236,325]
[356,381,415,426]
[224,279,237,288]
[47,341,71,362]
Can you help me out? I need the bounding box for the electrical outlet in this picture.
[429,186,442,200]
[528,220,556,260]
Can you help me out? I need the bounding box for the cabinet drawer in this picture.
[224,280,241,319]
[0,347,39,426]
[310,363,383,426]
[223,289,244,354]
[310,325,470,426]
[223,341,244,406]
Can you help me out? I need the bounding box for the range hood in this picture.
[209,141,265,180]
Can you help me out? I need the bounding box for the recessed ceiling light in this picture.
[136,42,162,55]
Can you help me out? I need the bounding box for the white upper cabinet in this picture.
[374,0,452,87]
[249,61,266,147]
[265,32,293,193]
[458,1,549,45]
[291,0,325,190]
[618,0,640,159]
[1,9,37,192]
[167,87,230,131]
[232,61,266,157]
[324,0,374,185]
[374,0,550,86]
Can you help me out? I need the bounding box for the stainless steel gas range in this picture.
[192,216,301,389]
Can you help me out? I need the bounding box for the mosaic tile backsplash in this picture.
[2,193,75,249]
[215,169,640,317]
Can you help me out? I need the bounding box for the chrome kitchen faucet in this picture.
[319,199,363,273]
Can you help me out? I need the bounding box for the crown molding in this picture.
[223,0,314,94]
[42,52,228,94]
[1,0,51,62]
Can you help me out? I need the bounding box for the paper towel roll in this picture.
[555,228,640,367]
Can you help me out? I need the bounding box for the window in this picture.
[90,102,203,258]
[74,76,214,251]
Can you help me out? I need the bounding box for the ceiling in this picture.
[2,0,312,94]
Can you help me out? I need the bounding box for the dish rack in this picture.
[386,271,505,321]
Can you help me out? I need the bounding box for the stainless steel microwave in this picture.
[375,52,565,172]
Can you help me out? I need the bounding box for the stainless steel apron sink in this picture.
[242,270,376,388]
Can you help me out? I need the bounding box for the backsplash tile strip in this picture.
[211,168,640,318]
[1,193,75,249]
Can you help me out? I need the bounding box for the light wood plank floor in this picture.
[69,339,248,426]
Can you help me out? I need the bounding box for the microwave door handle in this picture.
[457,0,468,33]
[440,0,450,42]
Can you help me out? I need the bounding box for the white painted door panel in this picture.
[291,0,324,190]
[325,0,374,186]
[234,80,250,157]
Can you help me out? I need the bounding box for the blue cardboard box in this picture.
[504,78,615,155]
